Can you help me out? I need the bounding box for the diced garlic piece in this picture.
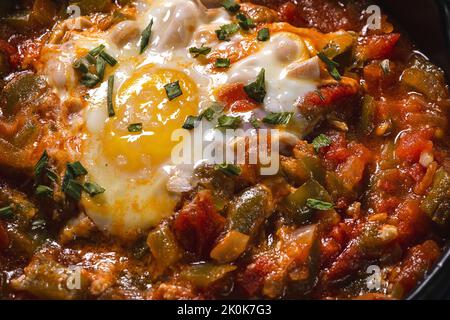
[419,150,434,168]
[285,56,321,80]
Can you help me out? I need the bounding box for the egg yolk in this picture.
[102,66,198,172]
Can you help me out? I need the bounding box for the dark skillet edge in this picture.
[406,245,450,299]
[406,0,450,301]
[438,0,450,51]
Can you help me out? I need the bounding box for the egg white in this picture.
[36,0,322,238]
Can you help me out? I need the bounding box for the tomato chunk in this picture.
[388,199,430,246]
[390,240,440,298]
[302,84,358,108]
[396,129,434,163]
[356,34,401,61]
[173,190,226,257]
[216,83,259,112]
[278,2,306,27]
[238,255,277,296]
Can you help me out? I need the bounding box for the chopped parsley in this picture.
[243,69,266,103]
[183,103,222,129]
[62,161,87,201]
[83,182,105,197]
[96,56,106,81]
[34,150,49,178]
[257,28,270,41]
[215,58,231,68]
[89,44,106,57]
[67,161,88,177]
[317,52,341,81]
[73,57,90,74]
[222,0,240,13]
[128,123,143,133]
[81,72,100,88]
[262,112,293,125]
[164,81,183,101]
[107,75,115,117]
[306,198,334,210]
[34,150,57,184]
[236,13,255,30]
[99,51,117,66]
[250,116,260,128]
[189,45,211,58]
[182,116,198,130]
[215,23,240,41]
[215,163,241,176]
[312,134,332,152]
[64,179,83,201]
[62,161,104,200]
[217,115,241,129]
[35,185,53,198]
[199,107,216,121]
[73,44,118,88]
[45,169,58,183]
[140,19,154,54]
[0,205,14,219]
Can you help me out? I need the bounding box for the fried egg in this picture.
[36,0,324,238]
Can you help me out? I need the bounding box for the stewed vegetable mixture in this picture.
[1,0,450,300]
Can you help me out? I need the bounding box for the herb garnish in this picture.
[243,69,266,103]
[317,52,341,81]
[128,123,143,133]
[199,107,216,121]
[81,73,101,88]
[182,116,198,130]
[222,0,240,13]
[215,58,231,68]
[83,182,105,196]
[34,150,49,178]
[306,198,334,210]
[215,163,241,176]
[96,57,106,81]
[99,51,117,66]
[73,44,117,88]
[215,23,240,41]
[189,45,212,58]
[89,44,106,57]
[34,150,57,184]
[107,75,115,117]
[257,28,270,41]
[262,112,293,125]
[140,19,154,54]
[67,161,88,177]
[236,12,255,30]
[217,115,241,129]
[312,134,332,152]
[250,116,260,128]
[35,185,53,198]
[0,205,13,219]
[164,81,183,101]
